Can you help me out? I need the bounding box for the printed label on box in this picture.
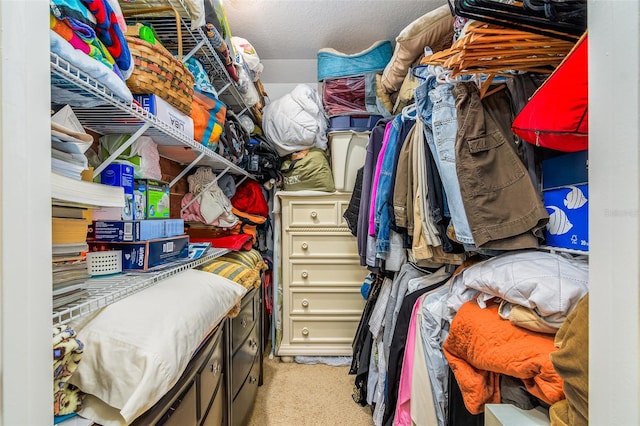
[100,164,134,220]
[135,179,170,219]
[544,184,589,251]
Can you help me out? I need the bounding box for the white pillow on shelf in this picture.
[69,268,247,425]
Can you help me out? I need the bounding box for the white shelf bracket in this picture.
[92,121,152,179]
[179,166,230,216]
[183,38,206,63]
[169,151,206,188]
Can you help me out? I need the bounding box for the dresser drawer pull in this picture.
[241,318,248,328]
[248,339,258,350]
[301,299,309,308]
[301,271,309,279]
[301,327,310,336]
[249,376,259,384]
[301,242,309,250]
[210,362,220,375]
[310,211,318,219]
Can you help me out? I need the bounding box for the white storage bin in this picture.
[328,130,369,192]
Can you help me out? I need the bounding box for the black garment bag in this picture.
[448,0,585,41]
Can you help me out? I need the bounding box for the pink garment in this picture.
[181,192,207,223]
[368,121,393,236]
[394,297,422,426]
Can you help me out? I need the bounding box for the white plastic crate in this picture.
[86,250,122,276]
[328,130,369,192]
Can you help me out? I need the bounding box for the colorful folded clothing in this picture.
[79,0,133,79]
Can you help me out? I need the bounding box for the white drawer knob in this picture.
[210,362,220,375]
[301,242,309,250]
[301,271,309,279]
[241,318,248,328]
[310,211,318,219]
[301,327,309,336]
[301,299,309,308]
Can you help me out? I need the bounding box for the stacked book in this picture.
[52,206,91,309]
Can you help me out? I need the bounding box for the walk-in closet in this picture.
[0,0,638,425]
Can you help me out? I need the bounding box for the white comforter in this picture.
[262,84,328,156]
[448,251,589,328]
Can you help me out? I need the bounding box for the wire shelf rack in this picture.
[52,247,230,326]
[119,0,254,118]
[50,53,254,179]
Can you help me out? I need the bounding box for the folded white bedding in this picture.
[69,268,246,425]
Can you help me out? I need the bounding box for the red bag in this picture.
[512,33,588,152]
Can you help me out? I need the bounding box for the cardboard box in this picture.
[134,94,194,140]
[135,179,171,219]
[544,184,588,251]
[542,150,588,190]
[100,163,134,220]
[89,235,190,270]
[90,219,185,242]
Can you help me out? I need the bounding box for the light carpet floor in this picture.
[246,355,374,426]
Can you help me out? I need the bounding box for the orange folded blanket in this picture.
[443,300,564,414]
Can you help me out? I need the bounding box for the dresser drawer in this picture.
[200,379,226,426]
[338,199,350,228]
[288,232,358,258]
[232,288,258,352]
[159,382,197,426]
[232,357,260,426]
[289,317,361,344]
[197,327,224,420]
[290,288,365,315]
[285,199,340,227]
[290,262,369,287]
[231,324,260,398]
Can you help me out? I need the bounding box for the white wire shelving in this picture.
[49,0,258,327]
[119,0,256,119]
[52,247,230,326]
[50,53,255,184]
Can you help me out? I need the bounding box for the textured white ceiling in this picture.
[223,0,447,60]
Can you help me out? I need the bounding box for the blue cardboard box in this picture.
[100,163,134,220]
[543,184,588,251]
[542,150,588,190]
[90,219,185,242]
[89,235,189,270]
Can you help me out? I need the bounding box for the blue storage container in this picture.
[542,150,588,190]
[317,40,393,81]
[328,114,383,132]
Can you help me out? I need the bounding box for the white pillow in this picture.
[69,269,247,425]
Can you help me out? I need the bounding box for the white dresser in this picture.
[277,192,369,356]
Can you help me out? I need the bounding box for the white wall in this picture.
[0,0,53,424]
[588,0,640,424]
[261,59,318,101]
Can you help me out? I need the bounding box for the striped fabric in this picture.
[200,259,261,290]
[217,249,266,271]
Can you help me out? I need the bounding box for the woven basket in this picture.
[124,7,194,115]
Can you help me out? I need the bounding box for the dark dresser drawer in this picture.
[200,379,226,426]
[231,324,259,398]
[197,326,224,421]
[158,382,197,426]
[232,358,260,426]
[232,288,258,352]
